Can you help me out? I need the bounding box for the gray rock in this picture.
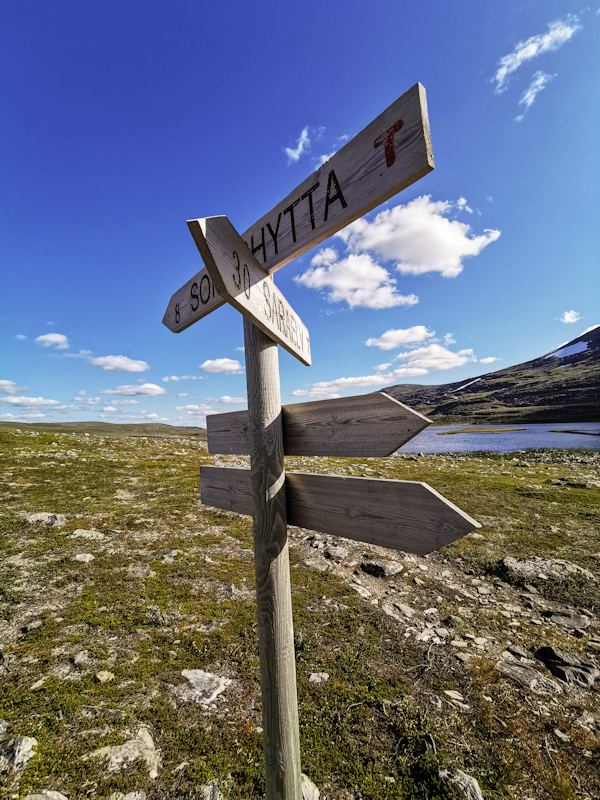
[169,670,231,705]
[381,600,414,621]
[108,793,146,800]
[303,555,330,572]
[71,529,104,540]
[308,672,329,685]
[82,726,159,779]
[439,768,484,800]
[496,661,562,695]
[73,553,94,564]
[502,556,595,582]
[536,647,599,688]
[94,671,114,683]
[0,735,38,773]
[0,720,7,742]
[325,546,349,563]
[361,559,403,578]
[301,773,320,800]
[199,784,222,800]
[507,644,528,659]
[545,611,591,630]
[71,650,89,667]
[22,792,69,800]
[23,512,66,527]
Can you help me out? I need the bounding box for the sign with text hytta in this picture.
[242,83,433,274]
[187,216,311,365]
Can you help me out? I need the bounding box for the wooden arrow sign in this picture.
[242,83,433,274]
[162,266,224,333]
[207,391,430,457]
[200,466,480,556]
[187,216,311,365]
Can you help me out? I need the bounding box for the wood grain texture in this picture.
[243,318,302,800]
[242,83,434,274]
[200,467,481,556]
[207,391,430,456]
[162,265,224,333]
[188,216,311,365]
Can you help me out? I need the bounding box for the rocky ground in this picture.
[1,426,599,799]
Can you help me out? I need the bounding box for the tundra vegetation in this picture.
[0,423,599,799]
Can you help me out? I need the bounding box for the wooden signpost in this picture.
[162,84,478,800]
[206,391,430,457]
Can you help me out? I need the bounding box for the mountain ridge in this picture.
[383,325,600,424]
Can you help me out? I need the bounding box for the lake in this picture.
[398,422,600,454]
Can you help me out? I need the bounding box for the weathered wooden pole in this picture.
[243,316,302,800]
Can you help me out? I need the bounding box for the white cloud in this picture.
[316,152,335,166]
[291,366,429,400]
[480,356,500,364]
[36,333,69,349]
[74,397,101,405]
[15,334,27,340]
[337,196,500,278]
[444,333,456,345]
[561,310,581,324]
[494,16,581,92]
[178,393,188,397]
[0,395,61,407]
[200,358,244,374]
[285,127,310,163]
[175,403,216,427]
[162,375,204,382]
[295,248,418,309]
[580,324,599,335]
[218,396,246,404]
[90,355,149,372]
[375,363,392,372]
[236,346,245,353]
[77,390,86,396]
[366,326,435,350]
[109,399,139,406]
[1,411,46,422]
[133,411,169,422]
[515,71,555,120]
[99,383,166,396]
[395,344,477,370]
[0,380,29,395]
[456,197,473,213]
[103,406,117,412]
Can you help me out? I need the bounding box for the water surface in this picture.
[398,422,600,454]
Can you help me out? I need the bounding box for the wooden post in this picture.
[243,316,302,800]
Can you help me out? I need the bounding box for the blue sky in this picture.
[1,1,598,426]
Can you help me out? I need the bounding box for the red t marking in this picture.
[374,119,404,167]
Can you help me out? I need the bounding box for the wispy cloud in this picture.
[74,397,101,405]
[515,71,555,120]
[90,355,149,372]
[15,334,27,340]
[0,380,29,395]
[561,310,581,323]
[36,333,69,349]
[99,383,166,396]
[285,127,310,163]
[494,16,581,93]
[0,395,62,407]
[292,344,477,400]
[161,375,204,382]
[366,326,435,350]
[199,358,244,374]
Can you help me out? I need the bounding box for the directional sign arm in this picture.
[206,392,430,457]
[162,266,225,333]
[187,216,311,365]
[200,467,480,556]
[242,83,434,274]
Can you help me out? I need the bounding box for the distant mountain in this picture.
[382,325,600,424]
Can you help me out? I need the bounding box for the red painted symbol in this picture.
[374,119,404,167]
